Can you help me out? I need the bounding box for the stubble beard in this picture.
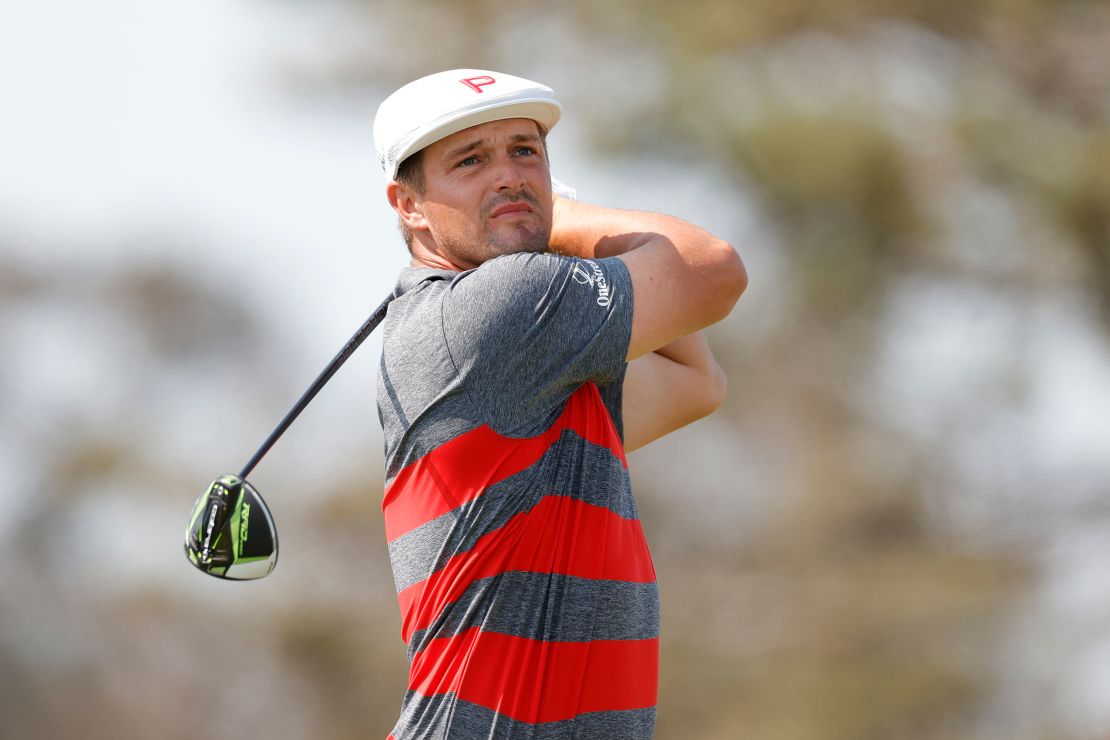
[481,221,550,259]
[477,188,551,260]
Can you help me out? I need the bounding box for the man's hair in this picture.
[392,125,550,252]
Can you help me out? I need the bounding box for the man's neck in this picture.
[410,242,468,272]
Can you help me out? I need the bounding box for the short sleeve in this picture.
[440,252,633,434]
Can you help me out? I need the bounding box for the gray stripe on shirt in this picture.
[406,572,660,658]
[392,692,656,740]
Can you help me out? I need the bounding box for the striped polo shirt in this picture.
[377,252,658,739]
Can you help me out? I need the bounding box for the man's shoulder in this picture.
[448,251,631,320]
[460,251,569,282]
[395,265,457,295]
[446,252,571,309]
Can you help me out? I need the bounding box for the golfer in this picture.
[373,69,746,739]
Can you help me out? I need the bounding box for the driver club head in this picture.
[184,475,278,580]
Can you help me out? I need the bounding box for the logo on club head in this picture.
[239,501,251,554]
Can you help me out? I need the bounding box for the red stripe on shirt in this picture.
[398,495,655,644]
[409,627,658,723]
[383,383,626,543]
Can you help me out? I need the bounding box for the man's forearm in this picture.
[652,331,723,380]
[644,330,727,418]
[622,331,728,451]
[548,196,680,258]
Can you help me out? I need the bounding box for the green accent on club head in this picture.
[229,501,242,557]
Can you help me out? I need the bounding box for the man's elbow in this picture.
[702,360,728,417]
[684,359,728,424]
[705,240,747,324]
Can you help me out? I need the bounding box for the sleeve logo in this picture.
[571,260,612,307]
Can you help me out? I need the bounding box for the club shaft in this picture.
[238,291,395,480]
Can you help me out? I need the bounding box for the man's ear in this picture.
[387,181,428,234]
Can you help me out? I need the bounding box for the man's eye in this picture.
[515,146,537,157]
[457,155,480,167]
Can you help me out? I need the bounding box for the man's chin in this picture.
[484,229,551,258]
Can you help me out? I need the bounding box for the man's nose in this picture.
[491,155,527,191]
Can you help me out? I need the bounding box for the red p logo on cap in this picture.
[460,76,496,93]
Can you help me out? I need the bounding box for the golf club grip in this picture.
[238,291,396,480]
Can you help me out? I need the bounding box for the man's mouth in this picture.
[489,201,534,219]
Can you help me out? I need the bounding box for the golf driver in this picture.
[184,290,395,580]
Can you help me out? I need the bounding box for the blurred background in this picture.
[2,0,1109,738]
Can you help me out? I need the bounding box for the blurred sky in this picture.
[1,0,402,317]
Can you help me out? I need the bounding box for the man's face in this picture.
[411,118,553,268]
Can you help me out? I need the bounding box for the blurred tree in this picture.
[288,0,1110,736]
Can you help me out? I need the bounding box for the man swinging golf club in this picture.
[373,69,746,738]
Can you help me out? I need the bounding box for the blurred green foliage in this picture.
[325,0,1106,736]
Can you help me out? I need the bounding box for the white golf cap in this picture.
[373,69,561,180]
